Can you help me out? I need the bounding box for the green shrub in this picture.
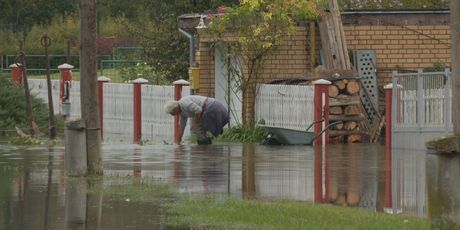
[0,74,58,136]
[217,124,266,143]
[423,60,447,72]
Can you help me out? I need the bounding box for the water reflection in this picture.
[426,154,460,229]
[0,142,460,228]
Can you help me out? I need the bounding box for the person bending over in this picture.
[164,95,229,145]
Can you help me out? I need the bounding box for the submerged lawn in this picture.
[168,198,429,230]
[87,177,429,230]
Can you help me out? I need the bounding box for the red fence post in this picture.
[133,78,148,144]
[9,63,23,86]
[58,63,74,117]
[313,79,331,146]
[384,83,393,150]
[173,79,190,143]
[384,83,393,209]
[97,76,110,140]
[58,63,74,103]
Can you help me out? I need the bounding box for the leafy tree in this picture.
[114,0,238,83]
[0,0,76,36]
[207,0,322,124]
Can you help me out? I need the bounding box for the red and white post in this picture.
[384,83,393,209]
[9,63,23,86]
[313,79,331,146]
[58,63,74,117]
[384,83,393,150]
[132,78,148,144]
[97,76,110,140]
[173,79,189,143]
[57,63,74,103]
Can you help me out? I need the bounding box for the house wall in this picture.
[190,11,451,120]
[344,24,451,86]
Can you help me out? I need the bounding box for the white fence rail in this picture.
[29,79,190,143]
[255,84,315,131]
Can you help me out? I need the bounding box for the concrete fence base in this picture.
[65,119,87,176]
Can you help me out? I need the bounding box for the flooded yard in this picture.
[0,142,458,229]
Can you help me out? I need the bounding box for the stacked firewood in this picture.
[328,77,369,144]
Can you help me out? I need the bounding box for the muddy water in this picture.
[0,143,459,229]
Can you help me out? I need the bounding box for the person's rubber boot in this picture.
[197,137,212,145]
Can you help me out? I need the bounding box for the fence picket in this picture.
[255,84,315,131]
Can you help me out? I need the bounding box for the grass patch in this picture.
[168,197,429,230]
[86,176,175,203]
[218,124,266,143]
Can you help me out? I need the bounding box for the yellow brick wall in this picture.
[197,24,451,95]
[344,24,451,86]
[194,22,451,121]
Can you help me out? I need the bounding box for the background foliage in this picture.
[0,74,58,136]
[0,0,451,83]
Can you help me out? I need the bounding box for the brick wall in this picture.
[344,24,451,86]
[195,21,451,96]
[188,11,451,120]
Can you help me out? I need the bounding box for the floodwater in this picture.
[0,142,459,229]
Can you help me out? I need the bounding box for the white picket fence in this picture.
[29,79,190,143]
[255,84,315,131]
[29,80,315,143]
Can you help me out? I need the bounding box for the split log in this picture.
[345,80,360,95]
[347,134,362,143]
[334,79,346,90]
[344,105,361,115]
[329,135,344,144]
[329,85,339,98]
[334,122,344,130]
[329,95,361,106]
[344,121,358,130]
[330,114,366,122]
[330,106,343,115]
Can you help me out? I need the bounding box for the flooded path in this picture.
[0,143,459,229]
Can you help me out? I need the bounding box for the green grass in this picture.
[65,174,429,230]
[86,176,175,203]
[168,198,429,230]
[218,124,266,143]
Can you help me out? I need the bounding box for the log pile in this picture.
[328,77,370,144]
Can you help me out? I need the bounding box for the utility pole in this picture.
[452,0,460,136]
[80,0,102,175]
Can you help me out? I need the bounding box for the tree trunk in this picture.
[43,34,57,139]
[19,42,35,137]
[452,0,460,136]
[80,0,102,175]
